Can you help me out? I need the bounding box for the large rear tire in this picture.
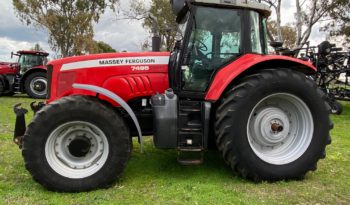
[215,69,332,181]
[24,72,47,99]
[22,95,131,192]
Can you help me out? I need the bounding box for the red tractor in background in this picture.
[14,0,332,192]
[0,50,48,99]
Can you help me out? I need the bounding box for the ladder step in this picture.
[178,147,203,152]
[177,159,203,165]
[177,147,204,165]
[180,108,201,112]
[180,128,201,132]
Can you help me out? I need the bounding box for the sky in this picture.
[0,0,328,62]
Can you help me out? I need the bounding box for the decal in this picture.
[61,56,169,71]
[131,66,150,71]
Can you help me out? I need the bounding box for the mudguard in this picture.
[205,54,317,101]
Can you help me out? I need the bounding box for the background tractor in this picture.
[14,0,332,192]
[0,50,48,99]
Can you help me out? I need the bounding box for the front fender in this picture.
[72,83,144,153]
[205,54,316,101]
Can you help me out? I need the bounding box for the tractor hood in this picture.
[49,52,170,70]
[0,62,18,75]
[47,52,171,102]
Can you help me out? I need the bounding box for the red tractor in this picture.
[14,0,332,192]
[0,50,48,99]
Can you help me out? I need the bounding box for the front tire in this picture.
[24,72,47,99]
[215,69,332,181]
[23,95,131,192]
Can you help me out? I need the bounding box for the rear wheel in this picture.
[215,69,332,181]
[25,72,47,99]
[23,95,131,192]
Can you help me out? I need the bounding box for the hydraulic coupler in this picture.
[13,103,28,148]
[13,102,45,148]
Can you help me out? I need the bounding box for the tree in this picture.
[13,0,118,57]
[263,0,332,49]
[295,0,332,48]
[126,0,177,51]
[92,41,117,53]
[31,43,44,51]
[267,21,297,48]
[323,0,350,43]
[262,0,282,41]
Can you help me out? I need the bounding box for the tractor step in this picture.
[177,147,204,165]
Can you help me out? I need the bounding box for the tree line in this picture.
[13,0,350,57]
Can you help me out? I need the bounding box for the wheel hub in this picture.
[30,77,47,96]
[33,80,46,92]
[247,93,314,165]
[251,107,290,146]
[45,121,109,178]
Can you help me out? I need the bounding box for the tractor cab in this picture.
[12,50,49,74]
[169,0,270,95]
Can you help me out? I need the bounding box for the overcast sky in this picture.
[0,0,328,62]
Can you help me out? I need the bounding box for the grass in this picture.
[0,95,349,205]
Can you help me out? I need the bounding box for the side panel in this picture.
[101,74,169,102]
[205,54,317,101]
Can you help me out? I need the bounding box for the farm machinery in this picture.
[0,50,48,99]
[271,41,350,114]
[13,0,332,192]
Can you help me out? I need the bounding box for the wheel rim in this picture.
[30,77,47,96]
[45,121,109,179]
[247,93,314,165]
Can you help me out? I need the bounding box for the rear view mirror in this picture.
[270,41,283,48]
[171,0,186,15]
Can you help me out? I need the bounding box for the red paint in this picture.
[0,63,17,75]
[48,52,316,105]
[48,52,170,104]
[205,54,316,101]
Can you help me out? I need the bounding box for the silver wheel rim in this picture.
[30,77,47,96]
[45,121,109,179]
[247,93,314,165]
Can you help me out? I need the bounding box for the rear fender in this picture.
[72,83,144,153]
[205,54,316,101]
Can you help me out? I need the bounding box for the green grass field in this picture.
[0,96,349,205]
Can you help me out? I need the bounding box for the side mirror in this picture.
[171,0,186,15]
[270,41,283,48]
[11,52,14,59]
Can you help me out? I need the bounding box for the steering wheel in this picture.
[196,40,208,52]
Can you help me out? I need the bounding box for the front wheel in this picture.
[24,72,47,99]
[215,69,332,181]
[23,96,131,192]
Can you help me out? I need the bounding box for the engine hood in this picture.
[49,52,170,71]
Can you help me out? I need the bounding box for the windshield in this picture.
[182,6,242,91]
[19,54,47,73]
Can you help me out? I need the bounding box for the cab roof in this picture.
[192,0,271,17]
[17,50,49,56]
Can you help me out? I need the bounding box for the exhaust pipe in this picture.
[152,36,161,52]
